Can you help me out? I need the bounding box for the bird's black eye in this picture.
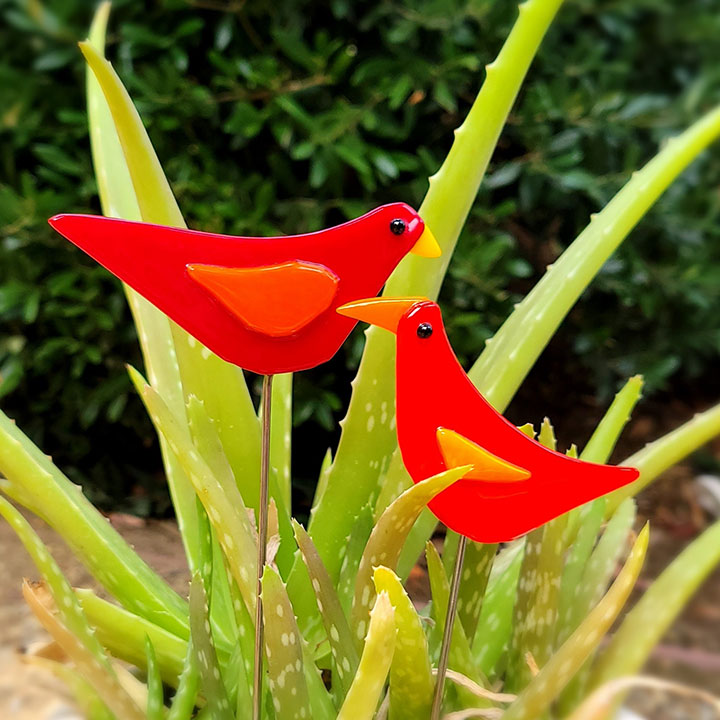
[417,322,433,339]
[390,218,407,235]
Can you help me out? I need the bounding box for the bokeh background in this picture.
[2,0,720,515]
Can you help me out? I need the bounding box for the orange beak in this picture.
[336,296,429,333]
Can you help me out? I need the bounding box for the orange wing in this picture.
[436,428,531,483]
[188,260,339,338]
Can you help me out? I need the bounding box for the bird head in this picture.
[365,203,441,258]
[337,296,443,343]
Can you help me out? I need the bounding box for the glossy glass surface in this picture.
[49,203,429,374]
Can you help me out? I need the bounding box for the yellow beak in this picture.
[337,296,429,333]
[409,226,441,258]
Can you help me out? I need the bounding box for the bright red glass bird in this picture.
[49,204,439,375]
[337,297,639,542]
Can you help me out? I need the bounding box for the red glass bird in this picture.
[48,204,439,375]
[337,297,639,542]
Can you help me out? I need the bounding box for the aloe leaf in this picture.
[269,372,293,509]
[608,401,720,514]
[23,580,145,720]
[85,3,202,573]
[260,565,315,720]
[499,525,649,720]
[350,466,469,648]
[426,541,487,694]
[470,105,720,412]
[582,376,643,464]
[373,566,434,720]
[0,415,188,636]
[25,657,116,720]
[189,574,234,720]
[457,541,497,643]
[144,636,165,720]
[472,542,523,675]
[166,639,200,720]
[0,496,111,666]
[507,420,565,690]
[130,368,258,618]
[337,592,396,720]
[306,0,566,587]
[293,519,359,698]
[556,498,636,712]
[592,518,720,691]
[78,41,284,558]
[76,589,188,685]
[337,502,375,615]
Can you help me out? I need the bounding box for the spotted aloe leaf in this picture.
[350,466,470,649]
[473,542,524,675]
[556,498,636,713]
[188,574,234,720]
[591,518,720,699]
[85,2,201,582]
[23,580,144,720]
[292,519,359,698]
[456,541,498,643]
[337,592,396,720]
[129,367,257,619]
[79,40,292,568]
[337,502,375,616]
[0,410,188,637]
[507,419,565,690]
[304,0,567,590]
[499,525,649,720]
[166,639,200,720]
[373,566,434,720]
[469,106,720,412]
[261,565,314,720]
[425,540,487,696]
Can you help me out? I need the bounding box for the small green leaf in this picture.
[373,567,434,720]
[262,566,314,720]
[189,574,233,720]
[144,636,165,720]
[350,466,469,648]
[293,520,359,698]
[337,592,396,720]
[500,525,649,720]
[457,541,497,642]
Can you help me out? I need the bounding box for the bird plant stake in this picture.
[49,207,439,720]
[338,296,639,719]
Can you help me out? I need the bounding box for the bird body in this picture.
[338,298,639,542]
[49,203,438,375]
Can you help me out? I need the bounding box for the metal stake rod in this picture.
[430,533,468,720]
[253,374,273,720]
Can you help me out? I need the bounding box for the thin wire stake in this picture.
[253,373,273,720]
[430,533,468,720]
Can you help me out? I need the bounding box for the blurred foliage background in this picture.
[1,0,720,511]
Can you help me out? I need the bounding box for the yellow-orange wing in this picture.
[436,428,531,483]
[188,260,339,338]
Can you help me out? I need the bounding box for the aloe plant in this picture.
[3,1,720,718]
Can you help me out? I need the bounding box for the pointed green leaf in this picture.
[470,106,720,412]
[189,574,233,720]
[293,519,359,697]
[144,636,165,720]
[373,566,434,720]
[350,466,469,648]
[500,525,649,720]
[0,414,188,637]
[337,592,396,720]
[457,541,497,642]
[306,0,566,588]
[262,565,313,720]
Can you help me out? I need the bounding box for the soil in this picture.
[2,447,720,718]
